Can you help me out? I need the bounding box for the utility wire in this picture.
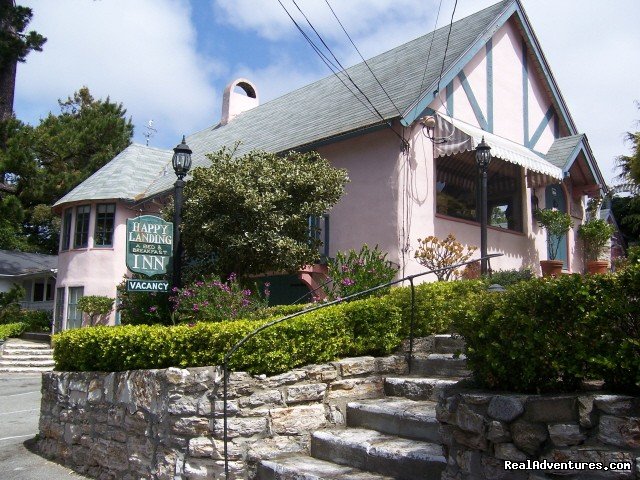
[289,0,387,124]
[416,0,443,100]
[324,0,402,117]
[285,0,407,146]
[435,0,458,98]
[275,0,380,120]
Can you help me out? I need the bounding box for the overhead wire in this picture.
[435,0,458,105]
[416,0,443,101]
[275,0,381,120]
[323,0,402,117]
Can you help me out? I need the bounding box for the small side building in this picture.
[0,249,58,314]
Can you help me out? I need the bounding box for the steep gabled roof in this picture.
[0,249,58,277]
[545,134,585,169]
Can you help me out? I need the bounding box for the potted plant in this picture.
[578,218,614,274]
[535,209,573,277]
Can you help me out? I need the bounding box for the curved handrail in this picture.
[220,253,502,478]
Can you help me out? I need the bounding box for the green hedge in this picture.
[53,297,402,374]
[386,279,487,336]
[0,322,27,341]
[454,266,640,394]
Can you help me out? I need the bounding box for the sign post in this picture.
[125,215,173,292]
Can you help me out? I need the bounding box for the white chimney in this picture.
[221,78,259,125]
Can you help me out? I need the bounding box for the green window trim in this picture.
[74,205,91,249]
[61,208,72,251]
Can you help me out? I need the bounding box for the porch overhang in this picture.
[434,114,563,187]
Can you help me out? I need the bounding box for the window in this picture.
[67,286,84,329]
[54,288,65,333]
[61,208,72,250]
[32,277,55,302]
[308,214,330,261]
[436,153,523,232]
[74,205,91,248]
[94,203,116,247]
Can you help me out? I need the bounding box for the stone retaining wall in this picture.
[437,391,640,479]
[37,354,407,479]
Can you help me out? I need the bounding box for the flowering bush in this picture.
[170,273,269,323]
[327,244,398,300]
[414,234,477,281]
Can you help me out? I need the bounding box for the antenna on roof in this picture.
[143,120,157,146]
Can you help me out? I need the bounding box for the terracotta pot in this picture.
[586,260,609,274]
[540,260,563,277]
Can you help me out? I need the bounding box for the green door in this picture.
[545,185,568,268]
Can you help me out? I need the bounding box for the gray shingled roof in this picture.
[544,134,584,169]
[54,144,172,207]
[0,249,58,277]
[56,0,512,206]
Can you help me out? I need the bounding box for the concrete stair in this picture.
[0,338,54,373]
[257,334,468,480]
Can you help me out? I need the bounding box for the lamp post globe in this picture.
[172,135,192,289]
[475,136,492,275]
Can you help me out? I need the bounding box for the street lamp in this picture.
[172,135,192,289]
[475,136,492,275]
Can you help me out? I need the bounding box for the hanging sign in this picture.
[126,215,173,285]
[125,279,170,293]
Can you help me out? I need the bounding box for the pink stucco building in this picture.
[52,0,606,330]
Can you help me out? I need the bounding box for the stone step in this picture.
[347,398,440,443]
[411,353,470,378]
[311,428,445,480]
[0,358,55,367]
[0,365,53,373]
[432,334,465,354]
[3,342,52,350]
[0,351,53,360]
[1,348,53,355]
[257,453,394,480]
[384,377,463,401]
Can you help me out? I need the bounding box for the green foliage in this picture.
[0,322,27,341]
[77,295,114,326]
[327,244,398,300]
[0,2,46,66]
[611,195,640,244]
[414,234,477,281]
[485,268,534,287]
[578,218,615,261]
[247,303,309,320]
[53,296,402,374]
[170,274,269,323]
[116,276,172,326]
[386,279,488,336]
[0,87,133,252]
[453,268,640,393]
[181,147,349,279]
[535,209,573,260]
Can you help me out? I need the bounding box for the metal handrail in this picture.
[219,253,502,478]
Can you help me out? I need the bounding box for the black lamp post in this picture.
[172,135,192,289]
[475,137,492,275]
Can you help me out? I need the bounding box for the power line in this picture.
[435,0,458,99]
[324,0,402,117]
[416,0,443,100]
[275,0,379,120]
[289,0,387,124]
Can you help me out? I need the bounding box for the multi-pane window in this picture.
[61,208,72,250]
[436,153,523,233]
[94,203,116,247]
[74,205,91,248]
[32,277,54,302]
[54,287,65,333]
[67,286,84,329]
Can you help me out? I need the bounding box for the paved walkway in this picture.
[0,373,88,479]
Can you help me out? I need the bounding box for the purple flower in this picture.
[341,278,355,286]
[227,273,237,282]
[192,303,199,312]
[341,265,349,272]
[196,281,204,287]
[202,301,209,307]
[172,287,179,292]
[149,306,158,313]
[264,282,271,288]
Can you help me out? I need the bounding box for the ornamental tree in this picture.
[181,147,349,279]
[77,295,114,327]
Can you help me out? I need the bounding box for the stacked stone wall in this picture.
[437,391,640,479]
[37,355,407,479]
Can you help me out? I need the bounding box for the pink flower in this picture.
[192,303,199,311]
[341,278,355,286]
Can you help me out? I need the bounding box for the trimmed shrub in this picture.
[53,296,402,374]
[386,279,488,336]
[453,268,640,393]
[0,310,51,332]
[485,268,534,287]
[0,322,27,341]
